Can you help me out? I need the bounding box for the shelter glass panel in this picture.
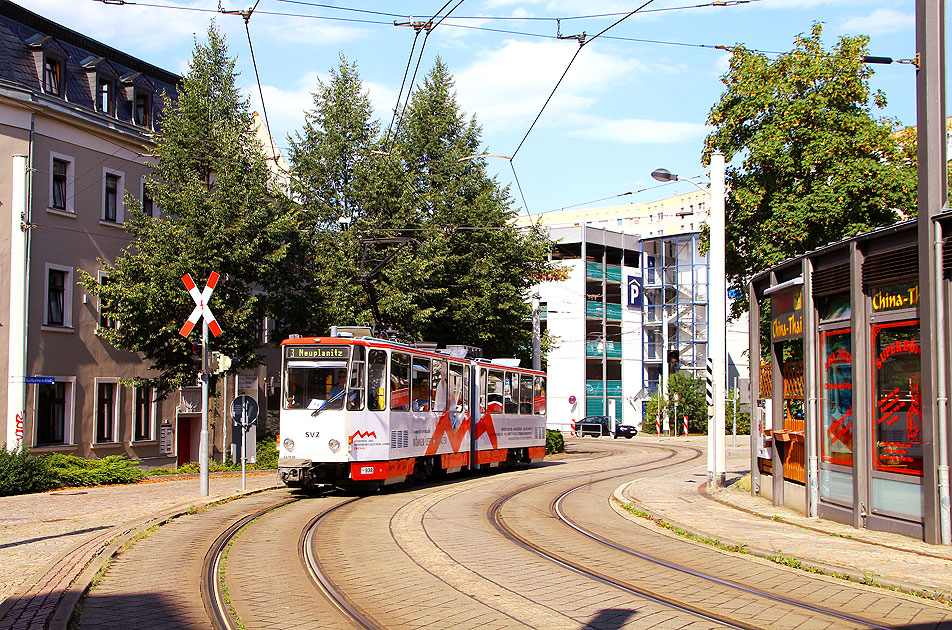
[820,329,853,467]
[871,320,922,476]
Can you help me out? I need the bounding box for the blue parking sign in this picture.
[627,276,643,308]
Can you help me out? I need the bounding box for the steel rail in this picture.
[201,497,299,630]
[552,485,892,630]
[487,446,764,629]
[300,497,384,630]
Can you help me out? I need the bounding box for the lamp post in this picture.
[651,153,727,486]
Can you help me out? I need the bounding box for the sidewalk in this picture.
[0,471,283,630]
[616,436,952,602]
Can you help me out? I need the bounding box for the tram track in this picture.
[488,440,895,630]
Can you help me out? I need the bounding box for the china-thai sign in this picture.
[771,286,803,342]
[872,280,919,313]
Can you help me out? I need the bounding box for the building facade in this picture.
[0,1,277,466]
[749,218,951,542]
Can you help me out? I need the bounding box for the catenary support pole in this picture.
[709,152,727,486]
[6,156,29,450]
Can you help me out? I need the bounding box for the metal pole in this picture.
[674,399,678,437]
[916,0,949,544]
[709,151,727,487]
[6,156,29,450]
[532,293,541,372]
[240,402,247,492]
[200,320,209,496]
[934,221,950,544]
[732,376,738,448]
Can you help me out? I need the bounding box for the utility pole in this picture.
[916,0,950,545]
[532,293,541,372]
[708,152,727,487]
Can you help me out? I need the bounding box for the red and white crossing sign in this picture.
[179,272,222,337]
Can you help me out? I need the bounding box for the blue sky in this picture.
[25,0,935,215]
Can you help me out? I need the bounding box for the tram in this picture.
[277,328,547,489]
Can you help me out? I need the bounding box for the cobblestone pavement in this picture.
[4,437,952,630]
[615,435,952,602]
[0,471,281,630]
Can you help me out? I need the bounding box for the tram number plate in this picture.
[360,466,375,475]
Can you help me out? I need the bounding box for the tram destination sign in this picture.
[285,345,350,360]
[770,286,803,342]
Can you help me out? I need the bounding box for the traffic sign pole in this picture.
[200,319,209,497]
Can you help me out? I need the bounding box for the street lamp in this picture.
[650,153,727,486]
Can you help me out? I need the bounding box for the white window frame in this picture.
[43,263,73,330]
[101,167,125,225]
[132,385,156,443]
[49,152,75,214]
[32,376,76,449]
[94,378,121,445]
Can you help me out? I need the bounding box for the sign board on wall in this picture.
[159,422,174,455]
[627,275,643,308]
[770,286,803,342]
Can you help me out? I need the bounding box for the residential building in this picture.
[0,1,278,466]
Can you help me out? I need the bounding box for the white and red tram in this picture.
[277,331,547,489]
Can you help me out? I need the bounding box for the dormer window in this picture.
[97,77,114,114]
[134,91,150,127]
[43,55,62,96]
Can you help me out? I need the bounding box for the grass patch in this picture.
[622,503,749,554]
[730,473,751,493]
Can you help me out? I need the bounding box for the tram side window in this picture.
[479,369,488,414]
[391,352,411,411]
[463,367,470,414]
[348,346,365,411]
[431,360,446,412]
[449,363,465,412]
[412,357,431,412]
[519,374,533,414]
[504,372,518,414]
[368,349,387,411]
[487,370,504,413]
[534,377,546,415]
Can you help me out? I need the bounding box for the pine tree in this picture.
[79,23,297,395]
[388,59,555,359]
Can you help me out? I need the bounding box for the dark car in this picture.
[574,416,638,439]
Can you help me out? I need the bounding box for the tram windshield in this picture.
[284,360,349,411]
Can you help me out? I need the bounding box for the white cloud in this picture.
[569,117,709,144]
[840,8,914,36]
[454,39,644,131]
[245,73,398,146]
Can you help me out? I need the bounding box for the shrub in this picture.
[46,454,145,488]
[0,445,56,496]
[255,437,278,469]
[546,429,565,455]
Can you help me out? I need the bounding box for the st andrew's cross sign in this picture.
[179,272,222,337]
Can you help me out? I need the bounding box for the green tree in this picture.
[278,55,395,338]
[80,23,296,396]
[385,59,556,359]
[703,23,916,318]
[643,372,707,434]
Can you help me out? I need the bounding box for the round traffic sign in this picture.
[673,392,680,402]
[568,395,577,405]
[231,394,259,426]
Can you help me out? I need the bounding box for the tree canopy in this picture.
[703,23,917,317]
[80,23,297,395]
[287,56,557,360]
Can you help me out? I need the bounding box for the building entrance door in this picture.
[177,417,192,466]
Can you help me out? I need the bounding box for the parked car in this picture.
[574,416,638,439]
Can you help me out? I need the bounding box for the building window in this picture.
[134,91,150,127]
[97,272,118,330]
[36,381,68,445]
[45,265,72,327]
[43,56,62,95]
[819,329,853,467]
[49,153,74,213]
[871,320,922,476]
[141,179,154,217]
[102,169,124,223]
[97,77,113,114]
[52,159,67,209]
[96,381,119,443]
[134,387,153,441]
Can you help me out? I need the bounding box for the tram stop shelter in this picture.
[748,217,952,543]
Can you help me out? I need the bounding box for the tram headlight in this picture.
[282,438,295,452]
[328,439,341,453]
